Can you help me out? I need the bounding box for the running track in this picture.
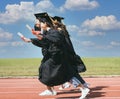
[0,77,120,99]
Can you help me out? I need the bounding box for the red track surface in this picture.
[0,77,120,99]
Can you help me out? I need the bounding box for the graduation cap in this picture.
[34,12,48,19]
[52,16,64,23]
[34,12,54,27]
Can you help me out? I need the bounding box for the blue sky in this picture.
[0,0,120,58]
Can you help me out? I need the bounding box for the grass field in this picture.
[0,57,120,77]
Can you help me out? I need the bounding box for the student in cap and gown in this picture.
[34,14,90,98]
[52,16,86,73]
[21,12,78,95]
[52,16,90,98]
[20,12,90,98]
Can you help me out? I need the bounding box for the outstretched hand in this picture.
[36,35,43,40]
[31,29,43,40]
[21,36,31,43]
[32,29,41,35]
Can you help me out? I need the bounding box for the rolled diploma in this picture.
[26,24,32,31]
[17,32,24,38]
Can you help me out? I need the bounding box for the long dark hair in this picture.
[53,22,70,37]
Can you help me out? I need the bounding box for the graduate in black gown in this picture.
[52,16,90,98]
[20,12,77,95]
[52,16,86,73]
[20,12,90,99]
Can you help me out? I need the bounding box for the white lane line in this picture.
[0,90,120,93]
[0,87,38,88]
[0,91,39,94]
[91,90,120,92]
[92,97,120,99]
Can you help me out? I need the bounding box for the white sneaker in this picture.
[79,88,90,99]
[64,82,70,88]
[39,90,57,96]
[59,82,70,90]
[52,90,57,95]
[59,86,64,90]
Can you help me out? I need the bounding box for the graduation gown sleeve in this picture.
[42,29,64,44]
[30,38,49,47]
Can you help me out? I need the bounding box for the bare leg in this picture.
[47,86,53,91]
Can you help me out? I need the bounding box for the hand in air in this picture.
[21,36,31,43]
[32,29,41,35]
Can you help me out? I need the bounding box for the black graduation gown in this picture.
[59,30,86,73]
[31,29,75,86]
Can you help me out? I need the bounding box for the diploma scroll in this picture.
[17,32,24,38]
[26,24,32,31]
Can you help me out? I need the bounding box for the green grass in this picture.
[0,57,120,77]
[0,58,41,77]
[81,57,120,76]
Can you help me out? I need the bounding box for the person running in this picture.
[52,16,90,98]
[20,12,77,96]
[20,12,90,99]
[35,14,90,99]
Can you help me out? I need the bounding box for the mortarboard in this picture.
[34,12,48,19]
[52,16,64,23]
[34,12,53,27]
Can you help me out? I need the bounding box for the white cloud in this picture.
[78,29,105,36]
[36,0,55,13]
[82,15,120,30]
[67,15,120,37]
[0,28,13,40]
[60,0,99,11]
[70,36,120,50]
[81,41,95,47]
[0,42,9,47]
[110,41,120,46]
[80,40,120,50]
[0,0,59,24]
[0,27,25,47]
[11,41,25,46]
[0,41,25,47]
[67,25,79,32]
[90,41,120,50]
[0,0,99,24]
[0,2,34,24]
[67,25,105,36]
